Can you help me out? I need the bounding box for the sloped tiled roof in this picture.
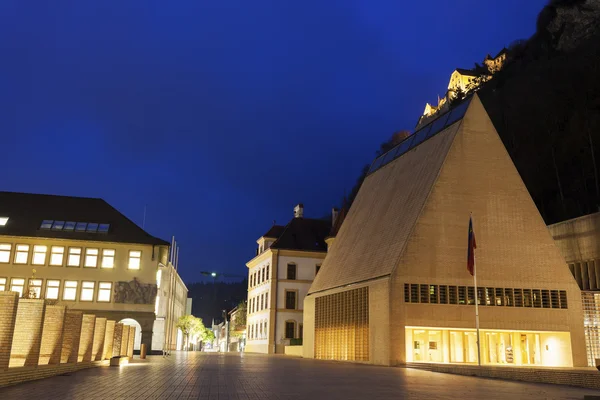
[0,191,169,245]
[270,217,330,252]
[262,225,285,239]
[308,113,465,294]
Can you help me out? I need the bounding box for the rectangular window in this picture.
[98,224,110,233]
[266,265,269,280]
[404,284,410,303]
[316,265,321,275]
[476,287,485,306]
[523,289,532,307]
[439,285,448,304]
[449,286,457,304]
[51,220,65,230]
[559,290,568,309]
[514,289,523,307]
[542,290,551,308]
[80,281,95,301]
[495,288,504,306]
[551,290,560,308]
[285,321,295,339]
[429,285,438,304]
[86,223,98,232]
[419,284,429,303]
[0,244,11,263]
[84,248,99,267]
[262,268,265,282]
[46,280,60,300]
[68,248,83,267]
[28,279,43,299]
[10,278,25,297]
[32,245,48,265]
[467,287,475,305]
[504,288,514,306]
[532,289,542,308]
[50,246,65,266]
[14,244,30,264]
[410,284,419,303]
[40,220,53,229]
[101,249,115,268]
[458,286,466,305]
[287,263,296,280]
[75,222,87,232]
[285,291,297,310]
[265,292,269,308]
[63,281,78,300]
[64,221,76,231]
[485,287,495,306]
[0,277,6,291]
[128,250,141,270]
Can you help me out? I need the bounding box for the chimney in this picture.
[294,204,304,218]
[332,208,339,226]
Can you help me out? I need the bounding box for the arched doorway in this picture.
[120,318,143,351]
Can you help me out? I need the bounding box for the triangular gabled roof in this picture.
[309,98,471,294]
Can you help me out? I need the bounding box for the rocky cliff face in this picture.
[539,0,600,51]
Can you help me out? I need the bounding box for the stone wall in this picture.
[0,294,131,387]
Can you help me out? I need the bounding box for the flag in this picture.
[467,216,477,276]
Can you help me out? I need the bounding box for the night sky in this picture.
[0,1,546,283]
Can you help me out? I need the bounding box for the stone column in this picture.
[92,318,107,361]
[0,292,19,370]
[127,326,135,358]
[78,314,96,362]
[120,325,129,357]
[9,299,46,367]
[112,323,124,357]
[61,311,83,364]
[39,305,66,365]
[103,320,115,360]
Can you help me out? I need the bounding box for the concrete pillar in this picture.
[127,326,135,359]
[9,299,46,368]
[92,318,107,361]
[61,311,83,364]
[103,320,115,360]
[112,323,124,357]
[0,292,19,370]
[120,324,130,357]
[39,305,66,365]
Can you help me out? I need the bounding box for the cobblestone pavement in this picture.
[0,352,597,399]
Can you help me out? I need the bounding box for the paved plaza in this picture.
[0,352,597,399]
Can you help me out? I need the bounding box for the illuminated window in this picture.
[28,279,43,298]
[98,282,112,302]
[128,250,141,270]
[40,220,53,229]
[46,280,60,299]
[84,248,98,267]
[14,244,29,264]
[10,278,25,297]
[287,263,296,280]
[0,244,11,263]
[285,321,296,339]
[50,246,65,266]
[52,221,65,230]
[0,277,6,291]
[101,249,115,268]
[63,281,78,300]
[285,290,297,310]
[80,281,95,301]
[98,224,110,233]
[64,221,76,231]
[458,286,466,305]
[0,217,8,226]
[86,223,98,232]
[32,245,48,265]
[75,222,87,232]
[67,247,81,267]
[504,288,514,306]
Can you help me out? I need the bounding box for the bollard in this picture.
[140,343,147,359]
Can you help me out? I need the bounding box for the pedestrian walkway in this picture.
[0,352,597,399]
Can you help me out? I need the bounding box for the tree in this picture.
[200,326,215,344]
[176,315,204,351]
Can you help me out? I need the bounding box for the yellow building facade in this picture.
[303,95,587,367]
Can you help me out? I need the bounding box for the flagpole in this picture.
[472,219,482,367]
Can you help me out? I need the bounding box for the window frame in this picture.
[10,277,26,297]
[14,244,30,264]
[49,246,65,266]
[286,263,297,280]
[97,281,113,303]
[46,280,61,300]
[128,250,142,270]
[284,320,296,339]
[32,245,48,266]
[101,249,116,269]
[84,248,99,268]
[80,281,95,302]
[67,247,82,267]
[285,289,298,310]
[62,280,78,301]
[28,278,43,299]
[0,243,11,263]
[0,277,6,291]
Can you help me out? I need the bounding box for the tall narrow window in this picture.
[67,247,82,267]
[420,284,429,303]
[287,263,296,280]
[429,285,438,304]
[551,290,560,308]
[285,290,297,310]
[411,284,420,303]
[101,249,115,268]
[285,321,295,339]
[559,290,568,309]
[14,244,30,264]
[128,250,141,270]
[32,245,48,265]
[50,246,65,266]
[266,265,269,280]
[81,281,95,301]
[523,289,532,307]
[495,288,504,306]
[46,280,60,299]
[260,293,264,311]
[262,268,265,282]
[532,289,542,308]
[265,292,269,309]
[439,285,448,304]
[504,288,514,306]
[0,277,6,291]
[63,281,78,300]
[449,286,457,304]
[28,279,43,298]
[467,287,475,305]
[10,278,25,297]
[485,288,495,306]
[458,286,466,305]
[404,284,410,303]
[541,290,551,308]
[84,248,99,267]
[0,244,11,263]
[514,289,523,307]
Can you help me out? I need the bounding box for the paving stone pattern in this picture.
[0,352,598,399]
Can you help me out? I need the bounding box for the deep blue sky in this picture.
[0,1,546,284]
